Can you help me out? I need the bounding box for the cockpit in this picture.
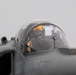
[15,22,69,54]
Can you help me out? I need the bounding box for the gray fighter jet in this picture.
[0,21,76,75]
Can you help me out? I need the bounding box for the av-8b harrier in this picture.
[0,21,76,75]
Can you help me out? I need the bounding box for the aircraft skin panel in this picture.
[15,48,76,75]
[15,49,62,75]
[0,41,15,57]
[55,56,76,75]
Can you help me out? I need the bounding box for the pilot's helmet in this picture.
[30,25,43,39]
[33,25,43,31]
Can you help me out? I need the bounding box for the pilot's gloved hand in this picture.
[27,41,31,46]
[26,41,32,53]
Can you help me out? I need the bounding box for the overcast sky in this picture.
[0,0,76,47]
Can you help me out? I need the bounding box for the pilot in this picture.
[26,25,44,53]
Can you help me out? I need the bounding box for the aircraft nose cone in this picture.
[55,55,76,75]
